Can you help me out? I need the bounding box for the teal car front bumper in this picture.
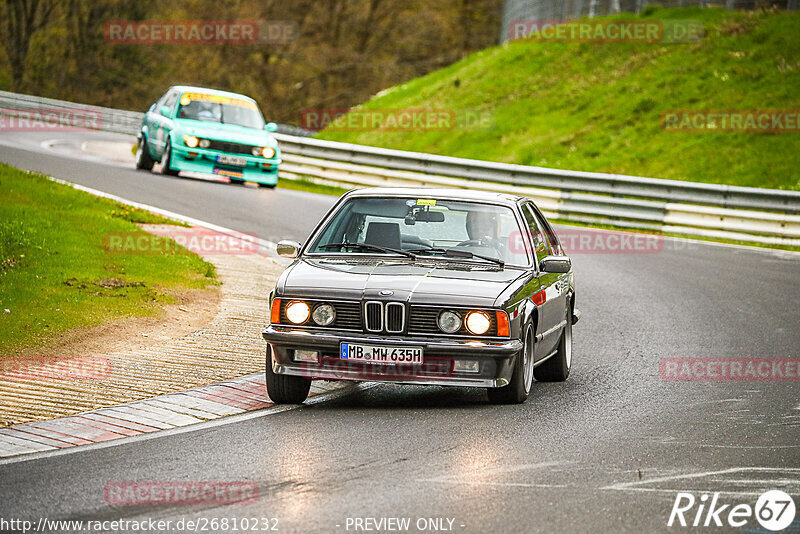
[170,143,280,185]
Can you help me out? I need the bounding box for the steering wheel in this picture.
[455,239,485,247]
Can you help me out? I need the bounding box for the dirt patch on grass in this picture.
[0,228,287,427]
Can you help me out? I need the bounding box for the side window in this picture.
[532,208,564,256]
[523,204,551,262]
[162,91,178,114]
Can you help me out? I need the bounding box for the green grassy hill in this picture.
[318,7,800,190]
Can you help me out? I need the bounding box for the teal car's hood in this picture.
[173,119,278,148]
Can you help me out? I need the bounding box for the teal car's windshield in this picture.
[308,197,530,266]
[177,93,265,129]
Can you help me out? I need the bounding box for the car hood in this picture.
[278,258,527,307]
[173,119,278,148]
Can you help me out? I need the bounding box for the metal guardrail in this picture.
[0,90,311,137]
[2,90,799,246]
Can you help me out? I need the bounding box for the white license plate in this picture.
[216,155,247,167]
[340,343,423,364]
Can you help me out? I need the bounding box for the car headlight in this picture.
[285,300,310,324]
[183,135,199,148]
[261,147,276,159]
[312,304,336,326]
[251,146,261,157]
[438,311,461,334]
[465,311,491,335]
[199,139,210,148]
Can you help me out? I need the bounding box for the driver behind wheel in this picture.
[464,211,504,255]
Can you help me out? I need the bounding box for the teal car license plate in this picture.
[340,343,423,364]
[216,155,247,167]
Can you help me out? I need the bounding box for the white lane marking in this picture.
[0,382,375,466]
[603,467,800,496]
[46,176,288,264]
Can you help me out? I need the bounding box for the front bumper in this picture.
[262,325,522,388]
[171,144,280,184]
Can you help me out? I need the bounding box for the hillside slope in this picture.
[317,7,800,190]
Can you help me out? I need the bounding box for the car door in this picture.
[144,91,169,157]
[521,202,562,359]
[153,90,178,157]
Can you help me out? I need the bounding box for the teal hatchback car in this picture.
[135,86,281,187]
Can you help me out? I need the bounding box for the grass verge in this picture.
[0,164,217,357]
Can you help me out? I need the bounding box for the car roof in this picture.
[168,85,257,103]
[346,187,524,205]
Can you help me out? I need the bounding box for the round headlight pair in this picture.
[251,146,276,159]
[184,136,211,149]
[438,310,492,335]
[285,300,335,326]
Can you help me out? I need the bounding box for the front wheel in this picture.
[265,346,311,404]
[161,141,180,176]
[533,306,572,382]
[135,136,154,171]
[488,324,534,404]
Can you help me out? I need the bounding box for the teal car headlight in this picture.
[199,139,210,148]
[183,135,199,148]
[255,146,276,159]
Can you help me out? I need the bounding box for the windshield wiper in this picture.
[318,242,418,260]
[406,247,504,267]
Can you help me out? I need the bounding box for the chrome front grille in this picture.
[385,302,405,333]
[365,301,383,332]
[364,301,405,333]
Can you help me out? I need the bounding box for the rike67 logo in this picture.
[668,490,796,531]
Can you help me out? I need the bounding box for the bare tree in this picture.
[0,0,57,91]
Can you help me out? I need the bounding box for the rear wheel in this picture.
[265,346,311,404]
[134,136,154,171]
[258,182,277,189]
[488,324,534,404]
[533,306,572,382]
[161,141,180,176]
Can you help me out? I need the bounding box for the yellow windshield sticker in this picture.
[416,199,437,206]
[179,93,257,110]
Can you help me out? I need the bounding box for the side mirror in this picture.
[265,122,278,132]
[160,106,171,117]
[539,255,571,273]
[148,103,156,112]
[276,240,301,258]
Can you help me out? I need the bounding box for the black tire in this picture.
[265,346,311,404]
[533,306,572,382]
[229,178,246,185]
[161,141,180,176]
[488,324,534,404]
[134,136,154,171]
[258,182,277,189]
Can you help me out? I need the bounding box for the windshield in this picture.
[307,196,530,266]
[177,92,265,129]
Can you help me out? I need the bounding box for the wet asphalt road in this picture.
[0,131,798,533]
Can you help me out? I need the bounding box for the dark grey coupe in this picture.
[262,188,580,404]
